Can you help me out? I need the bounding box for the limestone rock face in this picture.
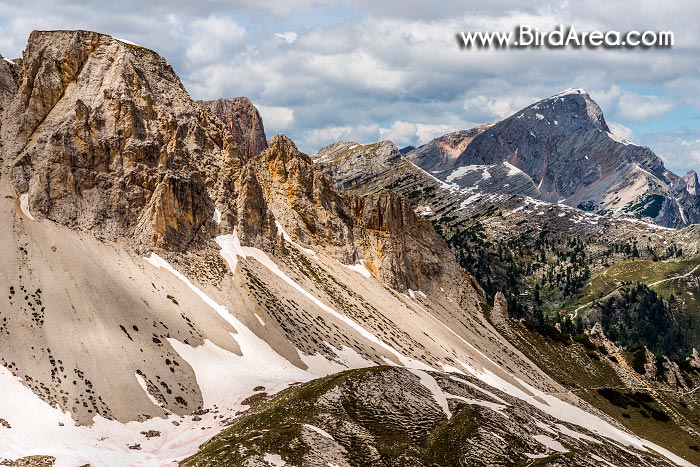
[0,54,17,155]
[684,170,699,196]
[407,125,491,173]
[688,348,700,370]
[238,134,473,295]
[198,97,268,161]
[643,347,658,379]
[0,54,17,111]
[660,356,688,391]
[314,140,402,192]
[351,189,457,293]
[2,30,243,251]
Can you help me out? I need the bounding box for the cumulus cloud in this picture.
[617,92,676,122]
[379,121,462,147]
[636,129,700,174]
[256,105,295,130]
[303,125,382,150]
[274,32,297,44]
[185,16,246,64]
[608,122,634,142]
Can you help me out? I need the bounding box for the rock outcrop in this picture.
[314,140,402,192]
[198,97,268,160]
[240,135,475,295]
[1,30,243,251]
[684,171,699,196]
[407,125,491,173]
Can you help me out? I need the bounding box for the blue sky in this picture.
[1,0,700,174]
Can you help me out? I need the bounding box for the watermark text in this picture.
[457,25,674,50]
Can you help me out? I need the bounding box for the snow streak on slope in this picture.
[215,229,433,371]
[458,365,695,467]
[0,226,693,466]
[401,294,694,467]
[19,193,34,220]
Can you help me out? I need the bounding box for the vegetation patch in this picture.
[597,388,669,422]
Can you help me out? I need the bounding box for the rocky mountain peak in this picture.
[313,140,407,192]
[265,133,312,166]
[517,87,610,134]
[684,170,699,195]
[1,29,245,251]
[198,96,268,160]
[404,86,700,227]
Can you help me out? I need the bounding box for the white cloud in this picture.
[608,122,634,141]
[617,92,676,122]
[462,95,536,121]
[634,128,700,174]
[378,121,463,147]
[185,16,246,64]
[274,32,297,44]
[302,124,381,149]
[256,105,295,130]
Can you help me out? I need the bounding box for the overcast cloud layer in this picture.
[1,0,700,174]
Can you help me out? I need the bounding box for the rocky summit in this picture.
[406,88,700,228]
[0,30,698,467]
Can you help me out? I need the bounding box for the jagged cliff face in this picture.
[242,135,466,294]
[1,30,244,251]
[199,97,268,161]
[407,88,700,228]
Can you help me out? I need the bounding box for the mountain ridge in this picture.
[405,87,699,228]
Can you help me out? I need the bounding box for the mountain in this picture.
[0,30,697,467]
[406,88,700,228]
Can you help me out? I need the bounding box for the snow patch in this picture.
[213,208,221,225]
[555,423,600,444]
[134,373,168,411]
[264,453,286,466]
[445,394,508,416]
[407,289,427,299]
[113,37,142,47]
[503,161,525,177]
[19,193,35,221]
[276,221,316,255]
[408,369,451,419]
[303,424,334,440]
[445,165,491,183]
[552,87,586,98]
[343,260,373,278]
[533,434,569,453]
[254,313,266,326]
